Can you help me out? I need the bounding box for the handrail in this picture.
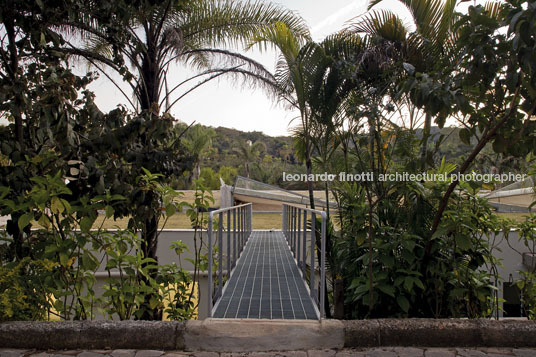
[207,203,252,317]
[282,204,327,318]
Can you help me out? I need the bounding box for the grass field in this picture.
[494,212,533,222]
[95,212,282,230]
[92,211,532,230]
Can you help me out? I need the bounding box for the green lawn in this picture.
[494,212,533,222]
[4,209,530,231]
[95,212,282,230]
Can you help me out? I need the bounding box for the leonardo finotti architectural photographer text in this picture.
[282,172,527,183]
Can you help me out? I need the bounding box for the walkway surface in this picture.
[2,348,536,357]
[212,230,318,320]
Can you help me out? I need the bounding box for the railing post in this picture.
[249,204,252,237]
[282,205,286,237]
[302,209,307,276]
[320,212,326,318]
[218,212,223,299]
[292,207,298,254]
[288,205,291,244]
[297,208,301,260]
[311,213,316,301]
[290,206,293,247]
[237,207,242,253]
[208,213,213,317]
[227,211,231,277]
[233,208,237,269]
[284,205,288,238]
[241,207,245,248]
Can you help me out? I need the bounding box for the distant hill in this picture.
[212,126,295,162]
[186,124,532,190]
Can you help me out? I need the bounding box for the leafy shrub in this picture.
[0,170,205,321]
[510,214,536,319]
[0,256,54,321]
[335,176,502,318]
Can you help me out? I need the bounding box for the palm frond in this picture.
[368,0,446,45]
[179,0,310,50]
[346,9,409,43]
[484,1,507,21]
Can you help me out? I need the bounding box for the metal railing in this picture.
[207,203,252,317]
[282,204,327,318]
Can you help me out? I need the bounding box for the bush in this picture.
[335,178,502,319]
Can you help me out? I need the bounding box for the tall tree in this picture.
[181,124,216,183]
[348,0,460,169]
[233,140,265,178]
[246,22,319,206]
[62,0,309,272]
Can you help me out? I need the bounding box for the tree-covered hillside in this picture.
[175,124,534,190]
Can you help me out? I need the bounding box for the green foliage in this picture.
[336,170,502,318]
[218,166,238,185]
[0,257,53,321]
[510,214,536,319]
[199,167,220,190]
[98,230,194,320]
[0,171,198,321]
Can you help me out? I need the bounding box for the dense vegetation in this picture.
[175,124,534,191]
[1,0,536,322]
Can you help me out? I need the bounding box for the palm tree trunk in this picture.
[136,43,164,320]
[420,113,432,170]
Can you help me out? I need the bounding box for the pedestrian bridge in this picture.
[207,204,326,320]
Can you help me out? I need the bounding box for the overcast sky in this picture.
[84,0,413,137]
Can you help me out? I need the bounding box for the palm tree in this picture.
[62,0,309,266]
[59,0,309,320]
[246,22,318,208]
[249,25,364,209]
[233,140,265,178]
[181,124,215,183]
[64,0,309,115]
[347,0,460,170]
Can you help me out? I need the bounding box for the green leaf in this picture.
[492,136,507,153]
[459,128,471,145]
[397,295,410,313]
[59,252,69,266]
[403,62,415,75]
[80,216,95,233]
[51,197,64,214]
[455,234,472,250]
[18,212,34,231]
[105,205,114,218]
[149,296,160,310]
[404,276,414,291]
[378,284,395,298]
[413,278,425,290]
[38,213,50,229]
[166,204,176,217]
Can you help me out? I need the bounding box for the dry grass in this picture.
[494,212,533,222]
[95,212,282,230]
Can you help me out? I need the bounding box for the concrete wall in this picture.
[487,230,534,317]
[2,319,536,351]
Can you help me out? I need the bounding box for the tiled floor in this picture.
[212,230,318,319]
